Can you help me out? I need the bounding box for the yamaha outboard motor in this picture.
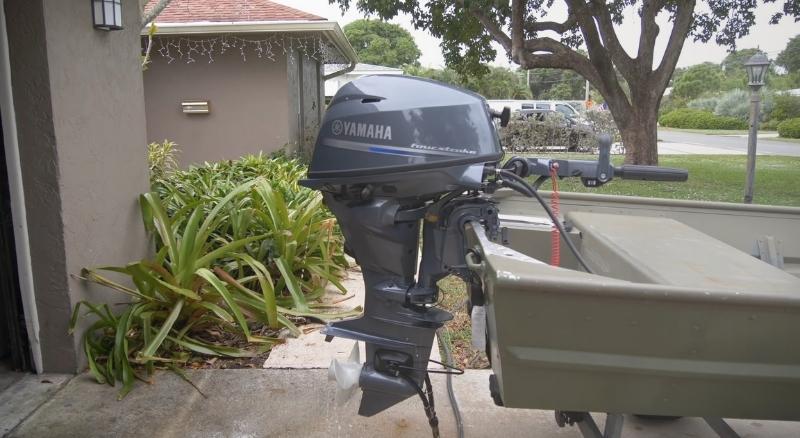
[301,75,687,433]
[301,75,504,419]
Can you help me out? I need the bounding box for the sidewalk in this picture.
[657,141,746,155]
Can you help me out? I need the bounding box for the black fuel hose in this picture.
[497,170,594,274]
[401,373,440,438]
[438,328,464,438]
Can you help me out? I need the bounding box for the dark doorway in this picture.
[0,106,31,371]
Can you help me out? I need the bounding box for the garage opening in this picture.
[0,107,31,373]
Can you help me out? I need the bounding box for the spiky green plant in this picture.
[147,140,179,180]
[72,156,355,398]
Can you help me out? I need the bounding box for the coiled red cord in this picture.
[550,163,560,267]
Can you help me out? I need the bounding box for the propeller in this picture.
[328,342,363,405]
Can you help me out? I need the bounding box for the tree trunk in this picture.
[619,108,659,165]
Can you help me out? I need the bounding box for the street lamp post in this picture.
[743,52,770,204]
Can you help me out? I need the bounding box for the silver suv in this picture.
[521,101,580,119]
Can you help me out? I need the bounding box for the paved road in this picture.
[659,129,800,156]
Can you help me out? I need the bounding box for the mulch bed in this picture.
[437,276,490,370]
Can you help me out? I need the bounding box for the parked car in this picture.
[521,101,581,119]
[516,108,568,123]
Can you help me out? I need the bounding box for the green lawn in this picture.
[660,127,800,143]
[521,154,800,207]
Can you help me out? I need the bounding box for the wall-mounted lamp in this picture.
[93,0,123,31]
[182,101,210,114]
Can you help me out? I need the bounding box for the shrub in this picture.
[147,140,179,180]
[762,91,775,120]
[713,88,774,121]
[499,111,614,153]
[687,96,719,112]
[771,94,800,122]
[713,89,749,120]
[72,154,356,397]
[659,95,688,117]
[777,118,800,138]
[659,108,748,130]
[761,119,780,131]
[584,109,622,143]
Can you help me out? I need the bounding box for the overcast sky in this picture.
[274,1,798,69]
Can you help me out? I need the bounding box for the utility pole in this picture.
[527,69,531,94]
[585,80,590,102]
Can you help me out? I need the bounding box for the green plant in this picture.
[712,88,774,121]
[72,156,356,397]
[771,94,800,122]
[147,140,179,179]
[687,96,719,112]
[672,63,723,100]
[712,89,749,119]
[777,118,800,138]
[658,95,688,117]
[659,109,748,130]
[344,19,421,68]
[584,109,621,143]
[777,34,800,72]
[761,119,780,131]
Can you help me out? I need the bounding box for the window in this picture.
[556,104,576,117]
[535,103,549,110]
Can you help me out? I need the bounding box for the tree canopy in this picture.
[672,62,723,100]
[528,68,587,100]
[777,34,800,73]
[343,19,421,67]
[668,47,799,100]
[721,48,762,76]
[331,0,800,164]
[405,65,532,99]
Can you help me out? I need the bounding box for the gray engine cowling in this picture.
[304,75,502,193]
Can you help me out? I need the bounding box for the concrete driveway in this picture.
[6,369,800,438]
[658,129,800,156]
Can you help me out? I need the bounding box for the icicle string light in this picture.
[149,34,343,65]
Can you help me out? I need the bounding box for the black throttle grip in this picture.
[616,165,688,181]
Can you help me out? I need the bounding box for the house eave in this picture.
[143,20,358,65]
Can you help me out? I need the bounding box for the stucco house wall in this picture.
[144,42,291,166]
[140,0,356,167]
[5,0,150,372]
[286,48,324,158]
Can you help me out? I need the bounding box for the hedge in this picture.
[659,108,748,130]
[772,95,800,122]
[777,118,800,139]
[499,114,596,152]
[761,119,780,131]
